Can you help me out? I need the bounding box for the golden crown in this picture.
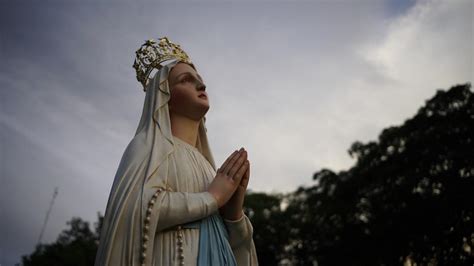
[133,37,193,91]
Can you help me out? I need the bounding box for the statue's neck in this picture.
[170,112,199,147]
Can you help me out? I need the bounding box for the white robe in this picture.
[145,136,258,265]
[95,59,258,266]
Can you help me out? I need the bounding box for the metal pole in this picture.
[37,187,58,246]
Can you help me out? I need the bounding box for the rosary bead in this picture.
[140,187,170,266]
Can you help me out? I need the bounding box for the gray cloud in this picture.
[1,0,471,265]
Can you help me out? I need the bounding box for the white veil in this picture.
[95,59,216,265]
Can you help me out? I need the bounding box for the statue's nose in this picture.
[197,82,206,92]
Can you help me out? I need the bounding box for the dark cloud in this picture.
[1,1,471,265]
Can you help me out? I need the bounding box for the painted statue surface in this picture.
[95,38,258,266]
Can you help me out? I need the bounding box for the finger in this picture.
[233,159,249,183]
[223,149,244,174]
[239,160,249,179]
[229,151,247,178]
[221,150,238,170]
[218,150,238,173]
[241,160,250,181]
[240,161,250,188]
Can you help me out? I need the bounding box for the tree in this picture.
[283,83,473,265]
[22,213,103,266]
[243,192,289,265]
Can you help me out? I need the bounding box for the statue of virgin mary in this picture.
[94,37,258,265]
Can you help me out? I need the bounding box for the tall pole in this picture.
[37,187,58,246]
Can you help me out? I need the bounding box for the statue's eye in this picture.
[180,76,193,83]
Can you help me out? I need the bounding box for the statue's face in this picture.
[168,62,209,121]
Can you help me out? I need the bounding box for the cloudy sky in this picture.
[0,0,471,264]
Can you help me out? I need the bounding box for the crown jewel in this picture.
[133,37,193,91]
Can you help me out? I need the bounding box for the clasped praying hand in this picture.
[207,148,251,221]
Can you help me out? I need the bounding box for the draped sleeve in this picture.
[224,215,259,265]
[146,190,218,232]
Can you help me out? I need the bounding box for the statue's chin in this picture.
[195,107,209,121]
[185,105,209,122]
[169,100,209,121]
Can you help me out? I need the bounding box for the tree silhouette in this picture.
[243,192,288,265]
[22,213,103,266]
[283,83,473,265]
